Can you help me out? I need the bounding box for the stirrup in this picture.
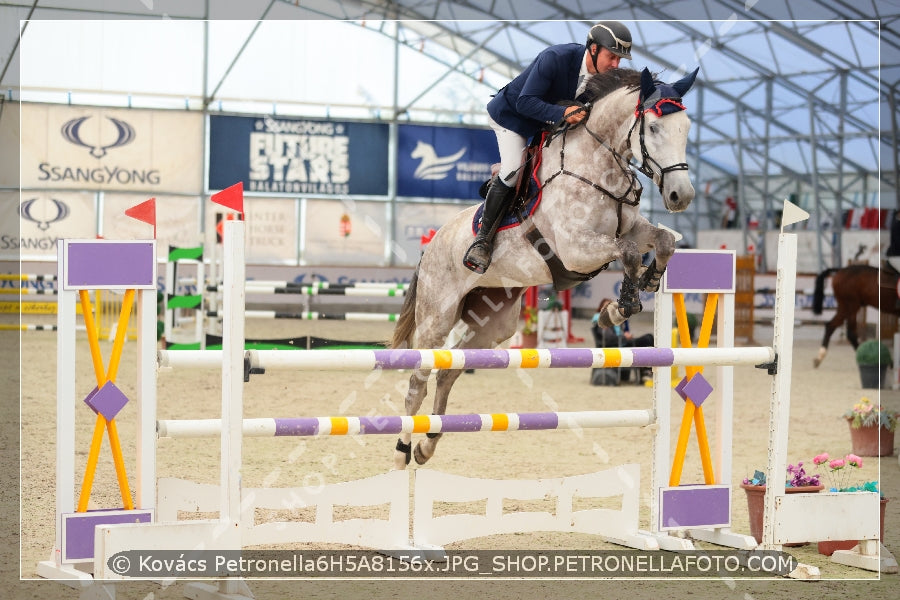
[463,239,492,274]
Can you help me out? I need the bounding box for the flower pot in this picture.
[857,364,886,389]
[520,332,538,348]
[741,483,824,545]
[817,497,888,556]
[848,420,895,457]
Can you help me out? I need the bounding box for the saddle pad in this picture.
[471,134,548,236]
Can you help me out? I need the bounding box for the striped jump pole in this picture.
[157,346,775,372]
[245,281,409,291]
[157,409,655,439]
[206,310,398,322]
[234,285,407,297]
[0,288,58,295]
[0,274,58,282]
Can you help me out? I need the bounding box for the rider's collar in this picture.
[635,83,686,117]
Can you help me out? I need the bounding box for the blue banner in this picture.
[209,115,389,196]
[397,124,497,200]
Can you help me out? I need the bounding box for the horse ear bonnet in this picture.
[637,67,699,116]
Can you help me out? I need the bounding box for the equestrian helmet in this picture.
[587,21,632,59]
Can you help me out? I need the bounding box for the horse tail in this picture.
[391,267,419,349]
[812,268,839,315]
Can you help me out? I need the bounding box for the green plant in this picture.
[844,396,899,432]
[855,339,892,366]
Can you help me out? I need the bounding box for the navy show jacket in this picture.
[487,42,585,139]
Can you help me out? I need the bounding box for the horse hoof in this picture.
[413,443,431,465]
[596,309,615,329]
[812,357,821,369]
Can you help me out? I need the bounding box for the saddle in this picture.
[472,132,609,291]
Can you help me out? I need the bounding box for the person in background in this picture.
[591,298,654,383]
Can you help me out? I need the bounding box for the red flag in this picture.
[420,228,437,246]
[125,197,156,238]
[211,182,244,215]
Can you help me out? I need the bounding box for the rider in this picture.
[463,21,634,274]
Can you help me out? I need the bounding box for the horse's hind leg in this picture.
[414,287,524,464]
[394,368,431,469]
[412,368,464,464]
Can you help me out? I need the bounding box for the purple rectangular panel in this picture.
[659,486,730,530]
[65,241,156,289]
[62,509,153,562]
[663,251,734,293]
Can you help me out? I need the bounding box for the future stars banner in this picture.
[208,114,389,196]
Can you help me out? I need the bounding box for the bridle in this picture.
[628,91,690,194]
[539,90,690,237]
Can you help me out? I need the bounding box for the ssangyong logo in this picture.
[411,141,466,180]
[36,114,160,186]
[61,116,135,158]
[19,197,69,230]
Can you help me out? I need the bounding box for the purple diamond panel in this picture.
[660,486,730,530]
[682,373,714,406]
[83,382,129,419]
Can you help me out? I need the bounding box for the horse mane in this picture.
[580,68,645,104]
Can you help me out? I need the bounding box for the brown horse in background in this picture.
[811,264,900,367]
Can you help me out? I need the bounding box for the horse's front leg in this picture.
[636,226,677,293]
[597,239,644,328]
[394,368,430,470]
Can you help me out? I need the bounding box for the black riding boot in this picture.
[463,176,514,274]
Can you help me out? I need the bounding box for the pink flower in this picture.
[829,458,845,470]
[845,454,863,468]
[813,453,830,465]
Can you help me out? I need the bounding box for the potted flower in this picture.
[740,461,824,545]
[844,396,897,456]
[810,452,887,556]
[855,339,891,389]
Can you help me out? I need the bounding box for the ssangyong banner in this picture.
[209,114,389,196]
[3,191,97,260]
[397,124,497,200]
[20,103,203,193]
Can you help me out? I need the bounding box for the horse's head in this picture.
[629,67,698,213]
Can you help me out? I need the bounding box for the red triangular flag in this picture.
[420,228,437,246]
[125,197,156,238]
[211,182,244,215]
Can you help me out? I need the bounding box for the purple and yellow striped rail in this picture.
[156,409,655,439]
[158,346,775,371]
